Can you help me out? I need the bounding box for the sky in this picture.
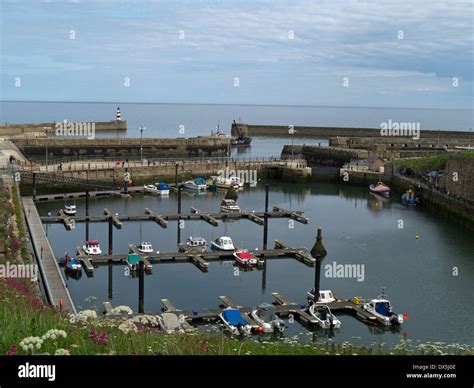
[0,0,473,109]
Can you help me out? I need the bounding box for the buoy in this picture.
[416,235,420,240]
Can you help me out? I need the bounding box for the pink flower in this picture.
[88,330,97,339]
[6,344,17,356]
[96,332,109,345]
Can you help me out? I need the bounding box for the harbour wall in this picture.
[12,137,228,158]
[232,123,474,139]
[0,120,126,136]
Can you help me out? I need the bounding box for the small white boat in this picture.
[183,178,207,191]
[308,303,342,329]
[233,250,258,267]
[210,236,235,251]
[362,298,403,326]
[219,308,252,336]
[211,176,240,190]
[220,199,241,213]
[137,242,153,254]
[250,303,285,334]
[83,240,102,255]
[63,203,76,216]
[307,289,336,304]
[230,176,244,189]
[184,236,207,252]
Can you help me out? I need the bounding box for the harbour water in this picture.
[37,182,474,347]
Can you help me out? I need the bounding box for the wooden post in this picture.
[85,189,90,241]
[177,185,182,214]
[175,162,179,186]
[138,260,145,313]
[108,217,113,255]
[313,254,322,301]
[263,184,269,249]
[32,173,37,202]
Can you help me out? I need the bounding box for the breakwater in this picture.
[232,122,474,140]
[12,137,228,158]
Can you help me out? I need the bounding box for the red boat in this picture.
[233,250,258,267]
[369,181,391,196]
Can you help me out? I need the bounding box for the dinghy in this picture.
[83,240,102,255]
[369,181,391,196]
[233,250,258,267]
[308,303,342,329]
[219,308,252,336]
[401,189,420,205]
[250,303,285,334]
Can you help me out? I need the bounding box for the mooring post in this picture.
[177,185,182,214]
[313,254,322,301]
[138,259,145,313]
[263,184,269,249]
[108,263,113,300]
[108,217,113,255]
[32,172,37,202]
[85,189,90,241]
[175,162,179,186]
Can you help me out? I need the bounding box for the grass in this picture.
[397,155,448,174]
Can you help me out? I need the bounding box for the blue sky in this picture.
[1,0,473,108]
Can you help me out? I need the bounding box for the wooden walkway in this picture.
[42,206,309,229]
[159,292,380,327]
[74,241,314,275]
[22,197,76,313]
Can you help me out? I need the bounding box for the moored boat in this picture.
[126,253,141,271]
[155,182,170,195]
[220,199,241,213]
[401,189,420,205]
[362,296,404,326]
[307,303,342,329]
[250,303,285,334]
[369,181,391,196]
[184,236,207,252]
[210,236,235,251]
[219,308,252,336]
[183,178,207,191]
[233,250,258,267]
[63,202,76,216]
[307,289,336,304]
[82,240,102,255]
[137,242,153,253]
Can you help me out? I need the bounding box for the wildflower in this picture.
[19,337,43,353]
[42,329,67,341]
[110,305,133,316]
[88,329,97,339]
[118,320,138,334]
[6,344,16,356]
[96,332,109,345]
[54,348,70,356]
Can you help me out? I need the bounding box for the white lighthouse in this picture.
[116,107,122,121]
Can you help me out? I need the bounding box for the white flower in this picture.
[19,336,44,353]
[118,320,138,334]
[74,309,98,323]
[131,314,159,326]
[111,305,133,316]
[42,329,67,341]
[54,348,70,356]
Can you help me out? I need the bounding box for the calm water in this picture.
[37,183,474,346]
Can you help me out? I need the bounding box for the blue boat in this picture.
[401,189,420,206]
[64,256,82,272]
[219,308,252,335]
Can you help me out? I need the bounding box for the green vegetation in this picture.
[458,149,474,159]
[2,281,473,356]
[397,155,448,174]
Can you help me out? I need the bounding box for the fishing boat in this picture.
[63,202,76,216]
[401,189,420,206]
[184,236,207,252]
[369,181,391,196]
[307,289,336,304]
[211,176,240,190]
[137,242,153,253]
[220,199,241,213]
[307,303,342,329]
[233,250,258,267]
[219,308,252,336]
[82,240,102,255]
[362,294,404,326]
[183,177,207,191]
[210,236,235,251]
[250,303,285,334]
[126,253,141,271]
[231,135,252,147]
[65,257,82,272]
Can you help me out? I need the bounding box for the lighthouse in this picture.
[116,107,122,121]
